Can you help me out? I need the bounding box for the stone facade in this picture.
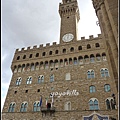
[2,0,118,120]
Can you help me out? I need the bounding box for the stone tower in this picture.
[2,0,118,120]
[59,0,80,43]
[92,0,118,89]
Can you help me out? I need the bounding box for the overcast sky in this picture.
[1,0,101,111]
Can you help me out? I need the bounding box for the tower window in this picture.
[70,47,74,52]
[65,73,71,80]
[36,53,39,57]
[87,44,91,49]
[95,43,100,47]
[29,54,32,58]
[106,98,116,110]
[23,55,26,59]
[55,50,59,54]
[87,70,95,79]
[78,46,82,50]
[67,16,69,18]
[25,90,28,93]
[49,51,52,55]
[42,52,46,56]
[50,74,54,82]
[16,77,22,86]
[63,49,66,53]
[100,68,109,77]
[26,76,32,84]
[37,89,40,92]
[17,56,20,60]
[14,91,17,94]
[38,75,44,83]
[64,101,71,110]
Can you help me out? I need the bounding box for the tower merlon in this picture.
[46,43,50,47]
[89,35,94,39]
[81,37,85,40]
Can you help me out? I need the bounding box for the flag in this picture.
[46,98,48,107]
[39,97,42,107]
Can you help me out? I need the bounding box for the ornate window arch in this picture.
[100,68,109,77]
[87,69,95,79]
[33,101,40,112]
[38,75,44,83]
[20,102,28,112]
[8,102,16,112]
[104,84,110,92]
[89,85,96,93]
[89,98,99,110]
[16,77,22,86]
[26,76,32,84]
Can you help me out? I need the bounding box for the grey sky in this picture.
[1,0,101,110]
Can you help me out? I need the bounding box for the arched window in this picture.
[64,58,68,66]
[33,101,40,112]
[18,65,22,72]
[29,54,32,58]
[96,53,101,61]
[63,48,66,53]
[55,50,59,54]
[87,44,91,49]
[8,102,16,112]
[60,59,64,67]
[65,73,71,80]
[45,61,49,69]
[49,60,54,68]
[14,66,17,73]
[22,64,25,72]
[100,68,109,77]
[17,56,20,60]
[42,52,46,56]
[87,70,95,79]
[49,51,52,55]
[95,43,100,47]
[89,98,99,110]
[102,53,107,61]
[36,53,39,57]
[31,63,34,71]
[78,46,82,50]
[64,101,71,110]
[35,62,39,70]
[54,59,59,68]
[16,77,22,86]
[90,54,95,63]
[78,56,83,64]
[40,62,44,69]
[23,55,26,59]
[20,102,28,112]
[38,75,44,83]
[69,58,73,65]
[50,74,54,82]
[26,63,30,71]
[84,55,89,63]
[104,84,110,92]
[89,86,96,93]
[106,98,116,110]
[70,47,74,52]
[73,57,77,65]
[26,76,32,84]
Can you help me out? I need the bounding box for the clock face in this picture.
[62,33,74,42]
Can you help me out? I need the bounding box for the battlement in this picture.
[15,42,58,53]
[80,34,102,41]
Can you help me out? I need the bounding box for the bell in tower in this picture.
[59,0,80,44]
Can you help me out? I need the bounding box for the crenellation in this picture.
[81,37,85,40]
[39,44,43,48]
[89,35,94,39]
[53,42,57,45]
[15,49,19,52]
[33,45,37,49]
[98,34,102,38]
[27,47,31,50]
[46,43,50,47]
[21,48,25,51]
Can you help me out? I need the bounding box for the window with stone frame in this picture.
[38,75,44,83]
[87,70,95,79]
[105,98,116,110]
[16,77,22,86]
[33,101,40,112]
[104,84,111,92]
[26,76,32,84]
[89,98,99,110]
[100,68,109,77]
[20,102,28,112]
[65,73,71,80]
[89,85,96,93]
[8,102,16,112]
